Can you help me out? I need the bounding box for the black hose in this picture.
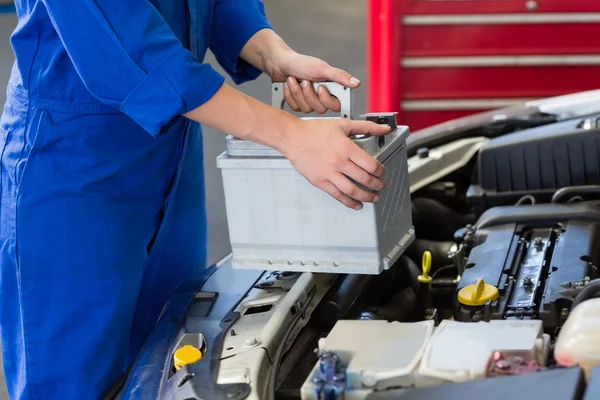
[399,256,421,294]
[318,275,373,321]
[412,198,474,241]
[362,288,417,322]
[267,291,315,400]
[552,185,600,203]
[407,239,455,270]
[432,265,458,280]
[571,279,600,310]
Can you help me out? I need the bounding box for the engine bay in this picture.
[454,203,600,332]
[270,104,600,400]
[115,92,600,400]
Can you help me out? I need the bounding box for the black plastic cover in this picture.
[454,204,600,333]
[467,119,600,212]
[366,368,584,400]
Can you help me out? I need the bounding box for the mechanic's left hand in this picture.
[268,51,360,115]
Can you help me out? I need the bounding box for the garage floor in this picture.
[0,0,367,397]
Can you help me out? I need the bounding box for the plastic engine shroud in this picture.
[454,203,600,334]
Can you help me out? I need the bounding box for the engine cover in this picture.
[466,120,600,213]
[454,203,600,333]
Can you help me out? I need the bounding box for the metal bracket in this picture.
[272,81,353,119]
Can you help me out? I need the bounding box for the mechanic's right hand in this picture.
[281,118,392,210]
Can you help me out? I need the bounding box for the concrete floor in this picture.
[0,0,366,397]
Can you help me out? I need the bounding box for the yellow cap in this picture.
[174,345,202,371]
[418,251,432,283]
[457,278,499,306]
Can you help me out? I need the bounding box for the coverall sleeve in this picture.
[210,0,273,84]
[42,0,226,136]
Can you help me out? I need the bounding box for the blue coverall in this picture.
[0,0,271,398]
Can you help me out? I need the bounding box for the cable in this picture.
[552,185,600,203]
[432,264,458,280]
[516,195,536,206]
[267,291,316,400]
[571,279,600,310]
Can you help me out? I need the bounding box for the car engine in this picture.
[114,92,600,400]
[284,105,600,400]
[454,203,600,334]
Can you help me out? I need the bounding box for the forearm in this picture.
[239,28,294,78]
[183,83,297,154]
[184,82,390,211]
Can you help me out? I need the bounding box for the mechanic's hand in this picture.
[281,118,391,210]
[267,51,360,114]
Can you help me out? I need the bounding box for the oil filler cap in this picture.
[458,278,499,306]
[417,251,433,284]
[174,345,203,371]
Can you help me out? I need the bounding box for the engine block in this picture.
[454,203,600,334]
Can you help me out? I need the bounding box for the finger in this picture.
[283,82,300,112]
[287,77,312,114]
[321,65,361,88]
[320,180,362,210]
[347,120,392,136]
[330,172,380,203]
[349,146,386,178]
[302,80,327,114]
[316,85,341,112]
[341,161,386,192]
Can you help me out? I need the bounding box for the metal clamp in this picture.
[352,112,400,156]
[272,81,353,119]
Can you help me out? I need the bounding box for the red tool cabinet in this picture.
[367,0,600,131]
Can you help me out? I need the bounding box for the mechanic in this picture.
[0,0,390,399]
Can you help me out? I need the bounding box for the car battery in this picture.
[216,82,414,275]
